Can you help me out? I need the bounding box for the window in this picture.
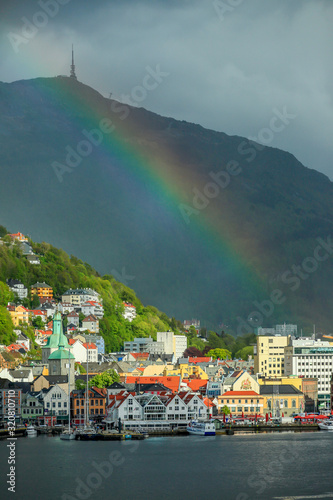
[58,402,61,408]
[47,402,50,408]
[52,402,56,408]
[292,400,296,408]
[91,400,94,406]
[237,407,242,412]
[64,402,67,408]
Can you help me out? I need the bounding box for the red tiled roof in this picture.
[183,379,208,392]
[221,391,260,397]
[129,352,149,360]
[83,342,97,349]
[188,357,212,364]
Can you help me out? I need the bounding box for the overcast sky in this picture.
[1,0,332,179]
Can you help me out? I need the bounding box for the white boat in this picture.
[26,425,37,437]
[60,428,76,440]
[187,420,216,436]
[60,347,76,440]
[318,420,333,431]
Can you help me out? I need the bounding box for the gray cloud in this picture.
[1,0,332,178]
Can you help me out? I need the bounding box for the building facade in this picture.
[254,335,289,377]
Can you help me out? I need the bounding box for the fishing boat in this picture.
[26,425,37,437]
[318,420,333,431]
[187,420,216,436]
[60,348,76,440]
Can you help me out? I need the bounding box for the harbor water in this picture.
[1,432,333,500]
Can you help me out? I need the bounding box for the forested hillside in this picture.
[0,225,173,351]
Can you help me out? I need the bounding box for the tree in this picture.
[207,348,232,360]
[0,282,13,307]
[75,379,86,390]
[0,306,15,345]
[75,363,86,374]
[32,316,44,329]
[0,225,8,237]
[221,405,230,416]
[31,294,40,309]
[89,369,120,388]
[183,346,203,358]
[235,345,254,360]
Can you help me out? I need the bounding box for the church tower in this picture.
[70,44,77,79]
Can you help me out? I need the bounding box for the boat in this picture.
[318,420,333,431]
[26,425,37,437]
[60,347,76,440]
[187,420,216,436]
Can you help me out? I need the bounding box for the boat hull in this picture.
[187,421,216,436]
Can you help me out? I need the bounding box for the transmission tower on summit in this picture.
[70,44,77,79]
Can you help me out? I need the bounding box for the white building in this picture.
[81,301,104,319]
[43,384,69,418]
[105,391,210,430]
[81,315,99,333]
[275,324,297,336]
[6,279,28,299]
[284,337,333,409]
[68,339,98,363]
[122,303,137,322]
[61,288,101,306]
[157,332,187,361]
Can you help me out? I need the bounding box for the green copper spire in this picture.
[45,311,70,348]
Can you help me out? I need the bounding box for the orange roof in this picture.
[188,357,212,364]
[125,376,181,393]
[129,352,149,359]
[203,397,215,408]
[83,342,97,349]
[221,391,260,397]
[183,379,208,392]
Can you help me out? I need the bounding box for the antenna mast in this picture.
[70,44,77,79]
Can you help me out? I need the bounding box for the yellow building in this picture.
[8,305,30,326]
[260,384,304,416]
[163,364,208,380]
[31,282,53,299]
[258,376,302,392]
[254,335,289,377]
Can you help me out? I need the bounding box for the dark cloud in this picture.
[1,0,332,179]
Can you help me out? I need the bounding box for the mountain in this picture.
[0,76,332,332]
[0,233,172,351]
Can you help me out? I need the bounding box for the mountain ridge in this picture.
[0,76,332,332]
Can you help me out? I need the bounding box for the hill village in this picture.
[0,232,332,431]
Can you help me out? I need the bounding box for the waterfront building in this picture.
[259,384,304,417]
[71,387,106,425]
[0,380,22,424]
[43,384,70,422]
[21,393,44,422]
[284,337,333,410]
[217,390,264,417]
[254,335,289,377]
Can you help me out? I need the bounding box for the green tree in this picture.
[235,345,254,360]
[31,294,40,309]
[221,405,230,416]
[75,379,86,390]
[89,369,120,388]
[0,282,13,306]
[32,316,44,329]
[0,225,8,237]
[207,348,232,360]
[0,306,15,344]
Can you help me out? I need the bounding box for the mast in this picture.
[85,346,89,427]
[68,348,71,432]
[70,44,77,79]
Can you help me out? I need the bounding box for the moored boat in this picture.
[318,420,333,431]
[26,425,37,437]
[187,420,215,436]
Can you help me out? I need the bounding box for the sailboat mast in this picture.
[68,348,71,432]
